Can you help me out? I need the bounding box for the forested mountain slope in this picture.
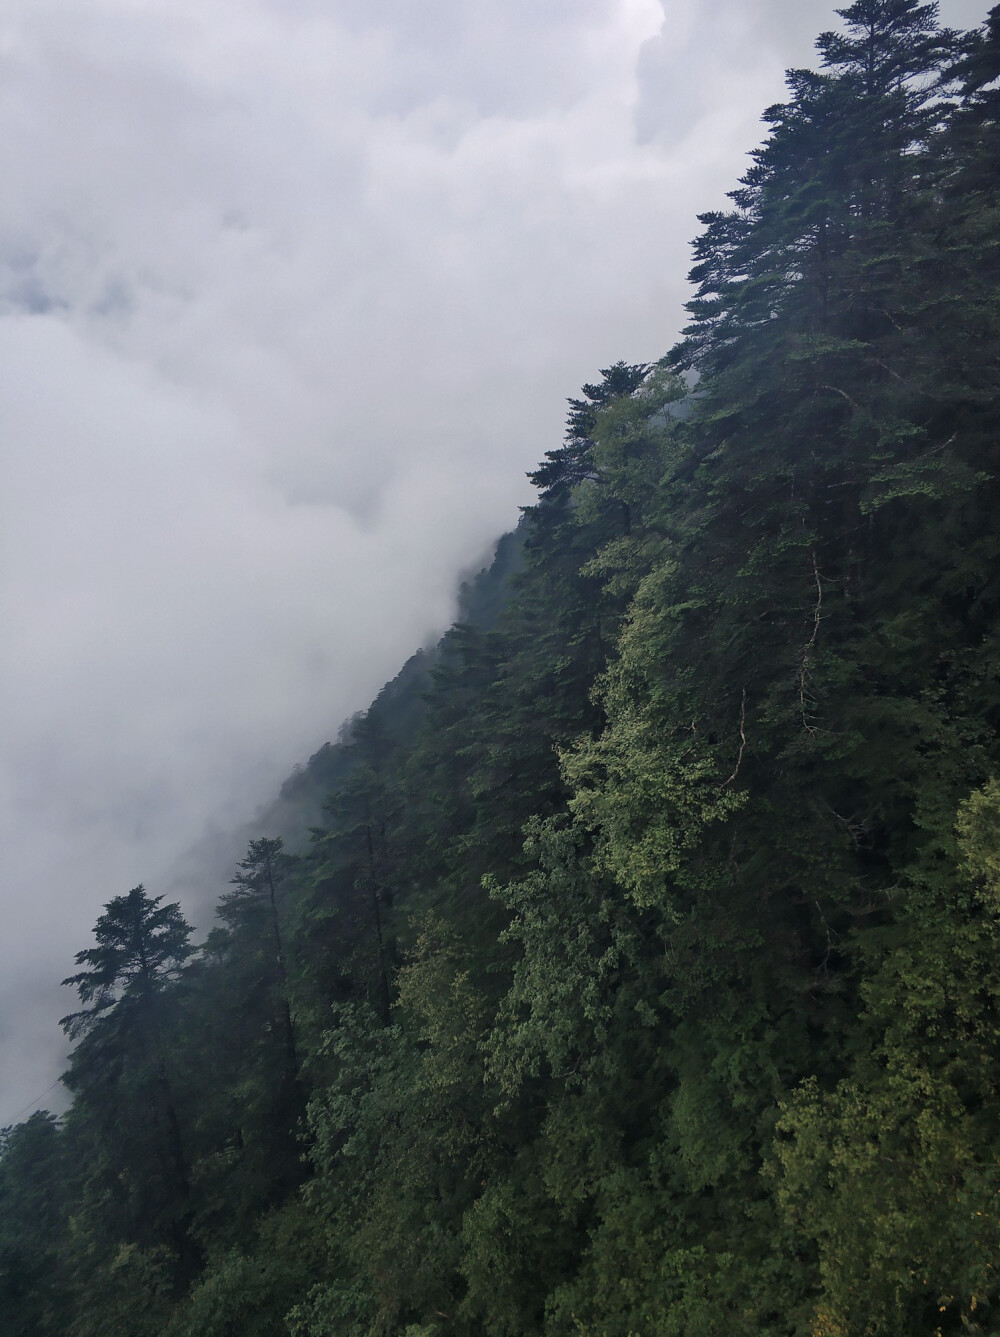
[3,4,1000,1334]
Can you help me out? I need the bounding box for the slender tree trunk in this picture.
[365,822,392,1023]
[133,912,192,1201]
[262,849,299,1076]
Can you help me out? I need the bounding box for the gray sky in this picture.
[1,0,990,1124]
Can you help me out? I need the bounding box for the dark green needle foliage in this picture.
[61,884,193,1034]
[54,888,198,1333]
[5,4,1000,1334]
[218,838,300,1080]
[528,360,651,499]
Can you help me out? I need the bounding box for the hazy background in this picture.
[1,0,989,1124]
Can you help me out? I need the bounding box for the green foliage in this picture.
[6,6,1000,1334]
[772,780,1000,1335]
[0,1113,71,1337]
[61,885,193,1037]
[298,919,497,1337]
[164,1202,325,1337]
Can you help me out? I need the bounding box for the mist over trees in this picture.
[3,3,1000,1333]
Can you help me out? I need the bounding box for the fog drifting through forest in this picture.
[0,0,987,1123]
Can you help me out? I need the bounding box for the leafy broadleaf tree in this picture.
[0,1112,71,1337]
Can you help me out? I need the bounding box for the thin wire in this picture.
[3,1077,65,1129]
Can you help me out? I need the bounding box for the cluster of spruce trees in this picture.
[4,3,1000,1333]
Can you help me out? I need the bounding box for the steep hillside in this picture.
[3,5,1000,1336]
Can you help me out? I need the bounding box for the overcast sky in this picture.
[1,0,990,1124]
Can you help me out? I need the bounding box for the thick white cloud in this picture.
[0,0,991,1122]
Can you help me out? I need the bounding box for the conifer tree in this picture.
[528,361,650,499]
[60,888,199,1291]
[219,837,299,1078]
[61,886,194,1185]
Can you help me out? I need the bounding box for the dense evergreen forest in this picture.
[5,3,1000,1332]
